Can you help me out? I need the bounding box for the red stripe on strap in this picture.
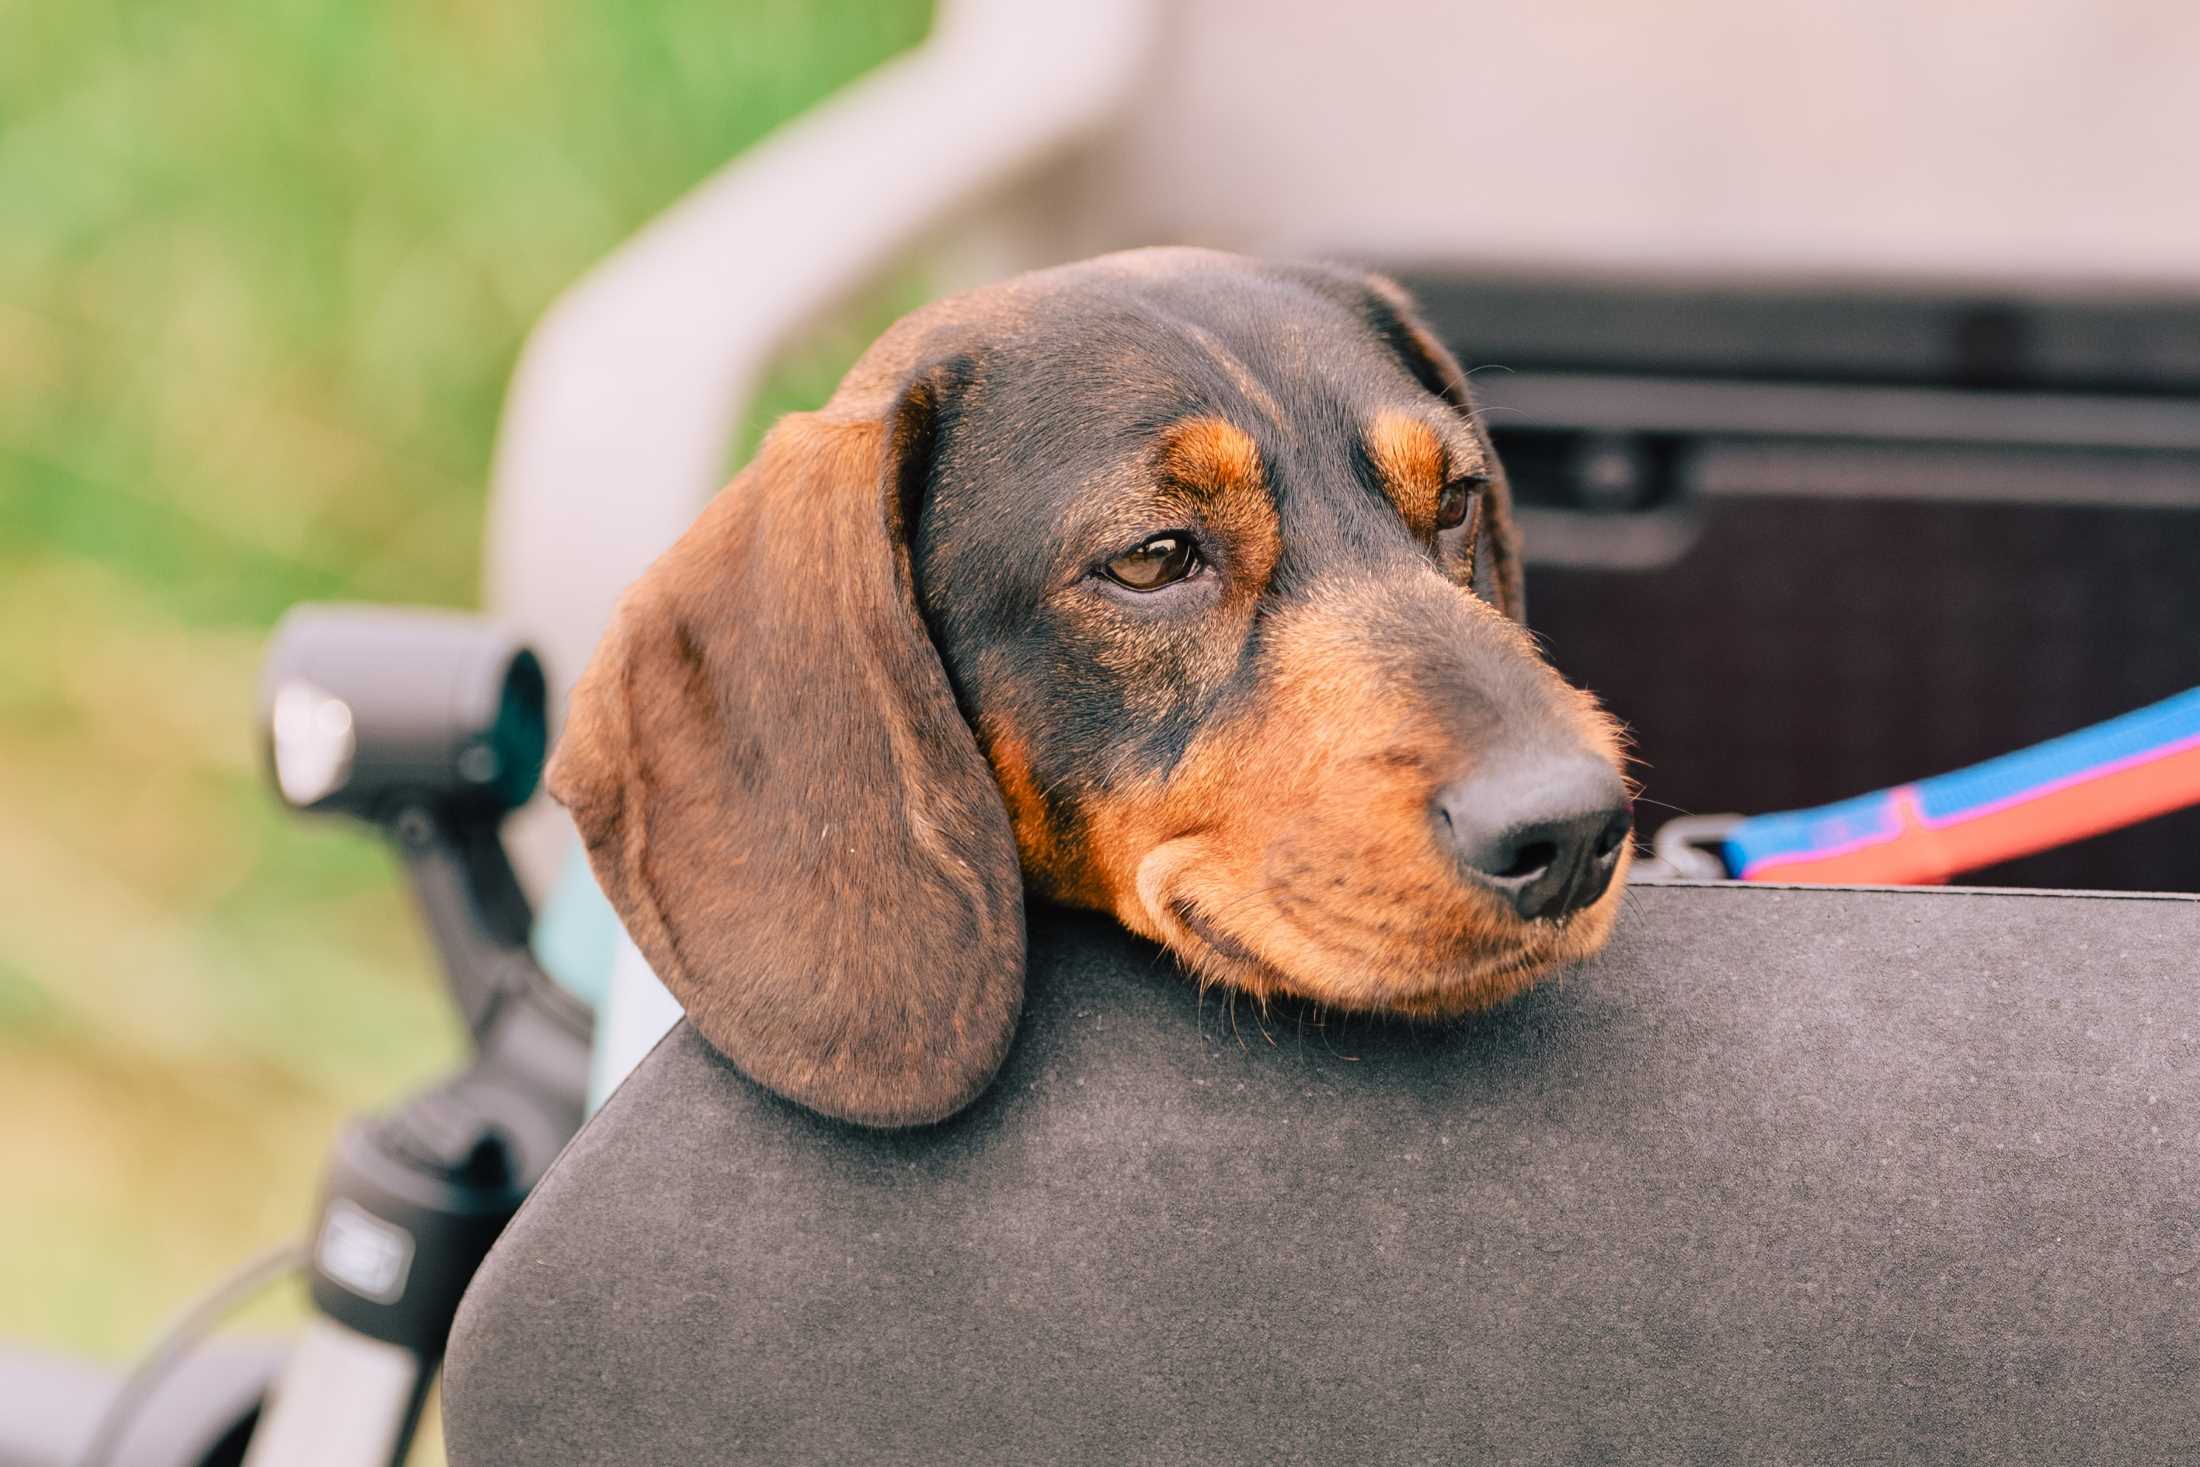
[1744,743,2200,885]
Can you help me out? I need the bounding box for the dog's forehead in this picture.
[841,251,1424,444]
[1004,260,1412,423]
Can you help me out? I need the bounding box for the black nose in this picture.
[1433,757,1633,922]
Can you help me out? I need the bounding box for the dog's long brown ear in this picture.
[1352,272,1527,621]
[547,377,1023,1128]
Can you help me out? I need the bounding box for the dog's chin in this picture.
[1135,843,1630,1021]
[1377,874,1627,1020]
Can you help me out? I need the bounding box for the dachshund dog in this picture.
[549,248,1631,1128]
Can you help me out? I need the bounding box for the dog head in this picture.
[550,248,1630,1127]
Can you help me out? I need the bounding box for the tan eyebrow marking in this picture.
[1160,415,1265,498]
[1059,416,1273,586]
[1365,410,1450,530]
[1147,414,1280,605]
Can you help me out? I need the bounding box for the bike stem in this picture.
[244,802,592,1467]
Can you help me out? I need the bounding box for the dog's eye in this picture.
[1102,534,1201,591]
[1436,475,1487,532]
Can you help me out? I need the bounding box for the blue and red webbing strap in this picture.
[1721,686,2200,884]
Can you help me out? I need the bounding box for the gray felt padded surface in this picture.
[444,882,2200,1465]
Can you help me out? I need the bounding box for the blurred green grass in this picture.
[1,0,931,1363]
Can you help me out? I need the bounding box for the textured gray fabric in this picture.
[444,883,2200,1465]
